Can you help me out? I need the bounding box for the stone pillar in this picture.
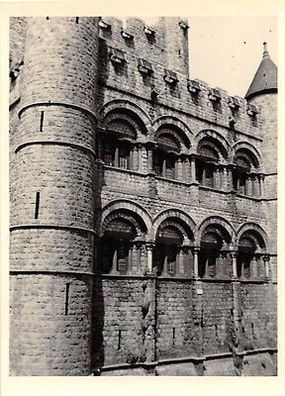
[263,255,270,280]
[251,255,258,278]
[146,243,154,273]
[132,145,139,171]
[114,146,119,167]
[231,251,238,279]
[190,156,196,182]
[212,168,217,189]
[137,144,143,172]
[184,157,191,183]
[259,175,264,197]
[193,247,199,278]
[140,242,147,273]
[228,166,233,191]
[177,247,185,276]
[223,167,228,190]
[177,156,183,181]
[146,142,155,173]
[253,175,259,197]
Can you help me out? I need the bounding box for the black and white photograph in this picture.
[3,1,283,391]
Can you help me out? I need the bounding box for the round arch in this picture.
[196,216,235,246]
[153,209,196,243]
[236,222,269,250]
[97,99,152,133]
[152,115,193,145]
[195,129,230,155]
[100,200,152,239]
[231,141,262,170]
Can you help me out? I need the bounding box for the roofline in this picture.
[246,87,278,101]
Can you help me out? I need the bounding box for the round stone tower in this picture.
[245,42,277,280]
[10,17,99,375]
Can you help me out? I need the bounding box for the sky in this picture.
[142,17,277,98]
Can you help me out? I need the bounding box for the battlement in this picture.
[99,16,189,76]
[8,16,263,137]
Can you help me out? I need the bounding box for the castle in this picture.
[9,17,277,376]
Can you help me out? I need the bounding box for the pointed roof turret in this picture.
[245,42,277,100]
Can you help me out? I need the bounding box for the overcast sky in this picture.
[142,17,277,98]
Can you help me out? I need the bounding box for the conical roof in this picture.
[245,42,277,100]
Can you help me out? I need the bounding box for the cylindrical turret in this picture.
[245,42,277,280]
[10,17,99,375]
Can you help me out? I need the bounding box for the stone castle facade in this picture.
[9,17,277,376]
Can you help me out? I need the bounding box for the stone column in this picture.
[146,243,154,273]
[259,174,264,197]
[193,247,200,278]
[177,247,185,276]
[128,244,134,273]
[230,251,238,279]
[146,142,155,173]
[250,255,258,278]
[140,242,146,273]
[223,167,228,191]
[212,167,217,189]
[263,255,270,280]
[114,146,119,167]
[190,156,196,182]
[137,144,143,172]
[228,166,233,191]
[177,156,183,181]
[131,145,138,171]
[253,175,259,197]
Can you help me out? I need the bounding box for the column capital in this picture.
[263,254,270,262]
[145,241,155,251]
[229,251,238,258]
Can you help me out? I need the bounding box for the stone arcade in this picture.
[9,17,277,375]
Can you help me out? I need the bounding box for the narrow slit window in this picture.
[65,283,70,315]
[75,17,79,24]
[172,327,176,344]
[35,192,40,219]
[40,111,44,132]
[118,329,121,350]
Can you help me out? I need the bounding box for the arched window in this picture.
[98,111,145,171]
[199,224,232,278]
[99,210,147,275]
[153,218,194,277]
[154,133,179,179]
[153,126,190,180]
[233,149,260,197]
[196,137,228,189]
[237,230,266,279]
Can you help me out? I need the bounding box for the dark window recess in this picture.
[172,327,176,344]
[34,192,40,219]
[164,69,178,85]
[138,58,153,75]
[99,19,111,30]
[75,17,79,24]
[39,111,44,132]
[110,48,126,64]
[209,88,221,102]
[118,330,121,350]
[65,283,70,315]
[121,30,134,40]
[228,96,240,109]
[188,79,201,94]
[144,26,155,36]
